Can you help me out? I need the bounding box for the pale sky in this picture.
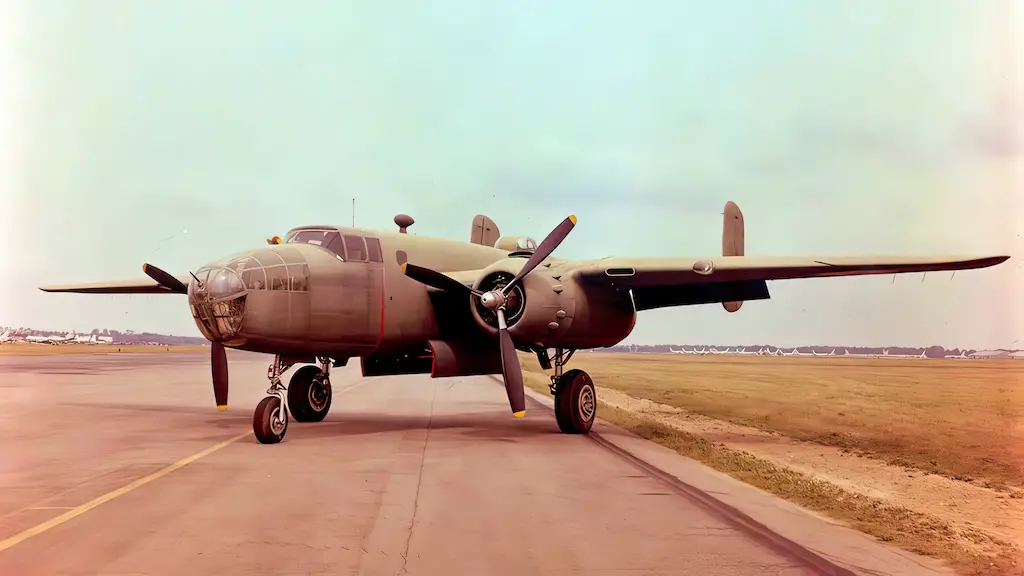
[1,1,1021,349]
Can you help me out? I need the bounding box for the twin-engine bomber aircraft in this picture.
[40,202,1009,444]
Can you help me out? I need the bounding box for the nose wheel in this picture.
[253,396,288,444]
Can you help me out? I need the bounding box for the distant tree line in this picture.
[602,344,975,358]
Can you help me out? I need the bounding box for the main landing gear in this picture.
[253,355,335,444]
[544,348,596,434]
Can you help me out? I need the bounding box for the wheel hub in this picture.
[308,379,329,412]
[579,385,595,421]
[270,406,287,435]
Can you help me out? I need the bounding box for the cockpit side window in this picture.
[365,237,383,263]
[344,235,368,262]
[323,232,346,259]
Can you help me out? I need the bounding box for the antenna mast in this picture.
[352,198,355,226]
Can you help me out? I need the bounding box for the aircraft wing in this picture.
[39,276,191,294]
[568,255,1009,311]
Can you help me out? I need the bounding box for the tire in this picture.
[253,396,288,444]
[553,369,596,434]
[287,365,332,423]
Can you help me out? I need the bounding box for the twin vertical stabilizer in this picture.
[722,201,745,313]
[470,215,501,247]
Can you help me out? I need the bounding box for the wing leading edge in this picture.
[39,276,191,294]
[569,255,1009,311]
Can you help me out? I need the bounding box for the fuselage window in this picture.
[287,264,309,291]
[241,268,266,290]
[366,237,383,263]
[344,235,368,262]
[396,250,408,266]
[265,265,289,291]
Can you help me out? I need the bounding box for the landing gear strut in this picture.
[548,348,595,434]
[252,355,334,444]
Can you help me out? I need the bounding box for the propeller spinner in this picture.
[402,215,577,418]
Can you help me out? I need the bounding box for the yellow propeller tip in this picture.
[568,215,577,225]
[217,405,227,411]
[400,263,408,274]
[513,410,526,419]
[141,263,149,273]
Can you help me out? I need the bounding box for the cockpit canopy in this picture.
[284,228,383,263]
[494,235,538,252]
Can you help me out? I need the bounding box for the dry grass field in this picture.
[526,352,1024,489]
[0,343,210,356]
[520,352,1024,575]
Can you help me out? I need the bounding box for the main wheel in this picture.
[253,396,288,444]
[553,368,596,434]
[287,365,332,422]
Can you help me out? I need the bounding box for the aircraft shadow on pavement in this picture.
[261,410,558,443]
[57,401,561,441]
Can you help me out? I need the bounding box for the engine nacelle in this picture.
[467,259,637,349]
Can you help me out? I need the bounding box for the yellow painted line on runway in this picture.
[0,430,251,553]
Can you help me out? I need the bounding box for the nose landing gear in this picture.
[252,356,335,444]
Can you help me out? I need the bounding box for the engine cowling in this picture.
[467,259,637,349]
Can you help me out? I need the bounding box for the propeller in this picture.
[402,215,578,418]
[142,263,188,293]
[143,261,226,409]
[401,263,481,297]
[211,341,229,410]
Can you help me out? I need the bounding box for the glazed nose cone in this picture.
[188,266,247,342]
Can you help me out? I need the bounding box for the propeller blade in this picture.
[211,341,228,410]
[142,263,188,294]
[401,263,480,296]
[497,309,526,417]
[503,215,577,295]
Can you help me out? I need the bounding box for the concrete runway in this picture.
[0,352,944,576]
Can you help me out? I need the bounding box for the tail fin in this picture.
[470,214,501,247]
[722,201,745,313]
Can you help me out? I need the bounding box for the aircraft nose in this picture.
[188,267,247,342]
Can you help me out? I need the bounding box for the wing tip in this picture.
[974,255,1011,268]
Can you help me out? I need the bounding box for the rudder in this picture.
[722,201,745,312]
